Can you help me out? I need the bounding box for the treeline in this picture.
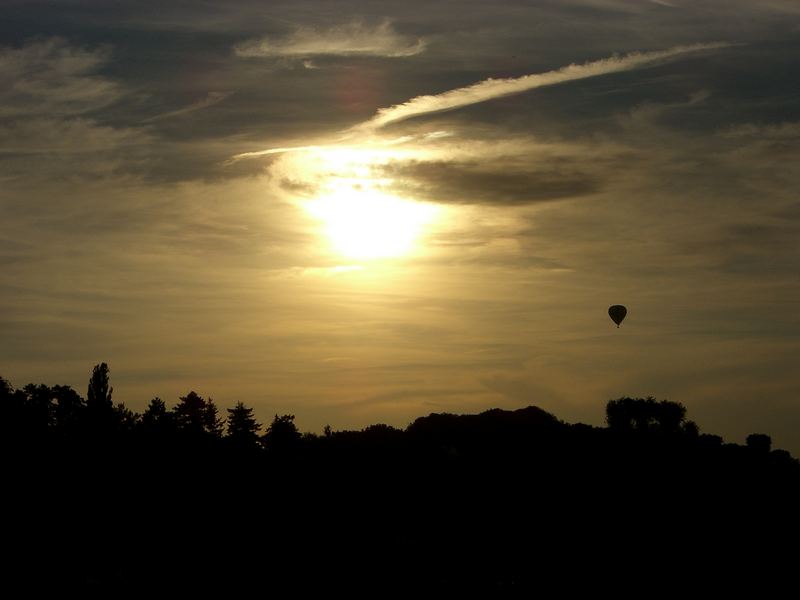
[2,363,796,474]
[2,363,799,594]
[2,362,273,449]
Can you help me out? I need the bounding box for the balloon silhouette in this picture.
[608,305,627,328]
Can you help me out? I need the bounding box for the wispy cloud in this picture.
[0,37,122,117]
[235,20,425,59]
[142,91,233,123]
[225,144,325,165]
[0,37,152,180]
[722,121,800,139]
[226,131,453,164]
[360,43,731,130]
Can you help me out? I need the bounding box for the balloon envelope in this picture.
[608,305,627,327]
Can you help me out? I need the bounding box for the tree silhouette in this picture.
[0,378,35,445]
[22,383,55,431]
[174,391,207,433]
[203,397,224,438]
[52,384,85,434]
[0,376,11,396]
[262,414,300,452]
[746,433,772,454]
[114,402,139,433]
[606,396,688,434]
[141,397,174,433]
[86,363,114,431]
[87,363,113,412]
[226,402,261,447]
[174,391,223,438]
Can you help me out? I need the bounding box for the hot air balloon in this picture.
[608,305,627,328]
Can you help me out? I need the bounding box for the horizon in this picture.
[1,362,793,457]
[2,1,799,457]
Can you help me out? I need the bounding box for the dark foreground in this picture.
[4,381,799,594]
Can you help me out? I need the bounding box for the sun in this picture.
[296,147,440,260]
[306,185,438,260]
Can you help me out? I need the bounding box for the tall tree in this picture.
[174,391,207,434]
[203,397,224,438]
[226,402,261,447]
[87,363,113,411]
[86,362,114,424]
[174,391,222,437]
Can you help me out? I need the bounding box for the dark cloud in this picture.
[381,159,601,205]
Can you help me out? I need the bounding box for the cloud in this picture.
[722,121,800,140]
[0,38,159,180]
[225,144,325,164]
[0,118,147,154]
[235,20,425,59]
[0,117,152,181]
[142,91,233,123]
[382,159,601,205]
[0,37,122,117]
[229,43,723,165]
[360,42,731,130]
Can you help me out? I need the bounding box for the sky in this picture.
[2,0,799,453]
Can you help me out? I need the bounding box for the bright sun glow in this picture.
[296,146,440,260]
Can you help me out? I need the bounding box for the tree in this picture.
[86,363,115,432]
[746,433,771,454]
[52,384,85,434]
[203,397,224,438]
[21,383,55,431]
[262,414,300,452]
[141,397,174,431]
[605,397,688,434]
[114,402,140,433]
[0,377,28,437]
[87,363,113,412]
[174,391,207,433]
[682,420,700,437]
[226,402,262,447]
[173,391,223,438]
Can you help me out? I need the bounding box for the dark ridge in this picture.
[2,368,798,594]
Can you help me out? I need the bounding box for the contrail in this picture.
[358,42,730,130]
[227,42,731,163]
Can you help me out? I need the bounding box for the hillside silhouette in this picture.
[3,364,799,594]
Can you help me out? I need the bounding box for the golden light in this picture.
[292,146,441,260]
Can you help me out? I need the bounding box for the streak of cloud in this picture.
[227,44,730,165]
[225,144,325,165]
[235,20,425,59]
[226,130,452,164]
[359,43,731,130]
[142,91,233,123]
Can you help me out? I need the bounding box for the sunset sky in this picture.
[2,1,799,454]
